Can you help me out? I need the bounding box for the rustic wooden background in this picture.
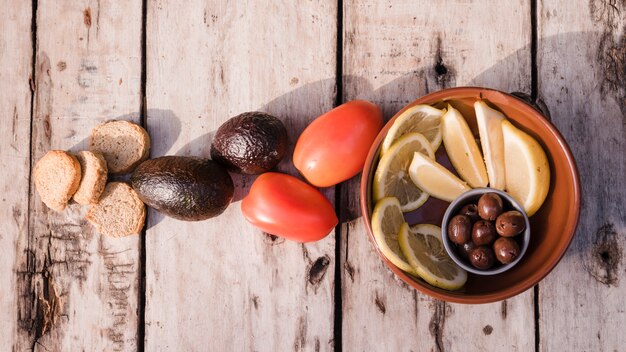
[1,0,624,351]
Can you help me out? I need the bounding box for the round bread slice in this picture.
[89,120,150,174]
[86,182,146,237]
[33,150,81,212]
[73,151,108,205]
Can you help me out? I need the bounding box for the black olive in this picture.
[493,237,521,264]
[459,203,480,222]
[477,192,504,221]
[447,214,472,245]
[457,241,477,261]
[472,220,497,246]
[469,246,495,269]
[496,210,526,237]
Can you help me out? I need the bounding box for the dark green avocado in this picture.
[131,156,234,221]
[210,112,288,174]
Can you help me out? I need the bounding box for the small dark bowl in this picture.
[442,188,530,275]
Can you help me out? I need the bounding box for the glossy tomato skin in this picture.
[293,100,383,188]
[241,172,338,242]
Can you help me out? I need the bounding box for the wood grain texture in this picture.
[537,0,626,350]
[2,1,623,350]
[0,1,32,350]
[13,1,142,350]
[341,1,535,350]
[145,1,337,350]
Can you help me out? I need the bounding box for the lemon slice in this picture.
[502,120,550,216]
[371,197,418,275]
[442,105,488,188]
[408,152,470,202]
[373,133,435,212]
[399,223,467,290]
[381,104,445,154]
[475,100,506,190]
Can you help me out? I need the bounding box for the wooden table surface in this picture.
[1,0,625,351]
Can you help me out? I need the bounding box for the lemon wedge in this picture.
[381,104,445,153]
[373,133,435,212]
[442,105,488,188]
[371,197,418,275]
[398,223,467,290]
[502,120,550,216]
[475,100,506,190]
[408,152,470,202]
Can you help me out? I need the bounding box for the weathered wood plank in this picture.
[13,1,142,350]
[537,0,626,350]
[341,1,535,350]
[145,1,337,350]
[0,1,33,350]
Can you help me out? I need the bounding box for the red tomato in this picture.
[241,172,338,242]
[293,100,383,187]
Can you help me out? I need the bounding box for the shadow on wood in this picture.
[154,30,626,262]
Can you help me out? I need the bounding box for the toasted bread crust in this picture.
[89,120,150,174]
[73,151,108,205]
[86,182,146,237]
[33,150,81,211]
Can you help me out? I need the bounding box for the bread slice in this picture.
[89,120,150,174]
[73,151,108,205]
[33,150,81,211]
[86,182,146,237]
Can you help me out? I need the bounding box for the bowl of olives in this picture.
[442,188,530,275]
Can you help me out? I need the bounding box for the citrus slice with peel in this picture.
[373,133,435,212]
[398,223,467,290]
[502,120,550,217]
[442,105,488,188]
[409,152,470,202]
[475,100,506,190]
[371,197,418,275]
[381,104,445,153]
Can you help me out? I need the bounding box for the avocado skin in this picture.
[131,156,234,221]
[210,112,288,174]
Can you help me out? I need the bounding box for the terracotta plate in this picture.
[360,87,581,304]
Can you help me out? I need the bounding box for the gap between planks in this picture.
[27,0,39,347]
[530,1,541,351]
[138,0,148,351]
[333,0,344,351]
